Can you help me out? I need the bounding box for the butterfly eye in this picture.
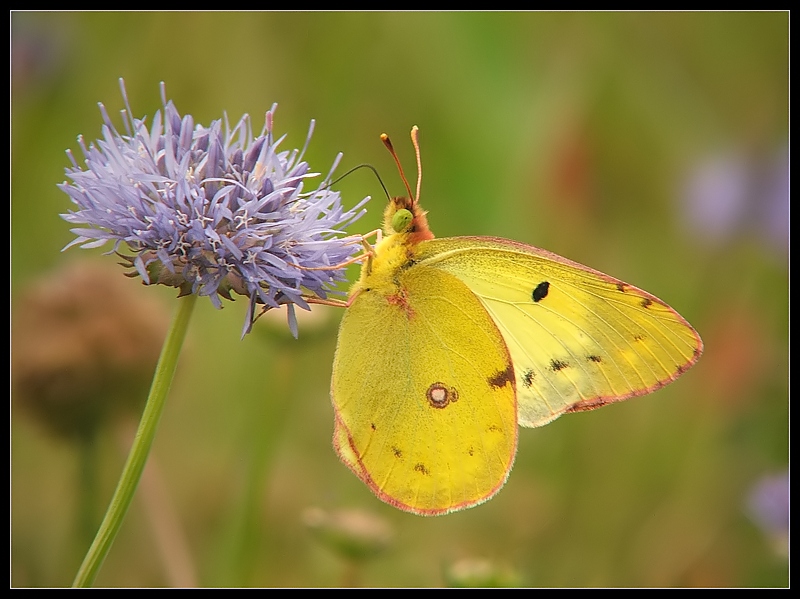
[392,208,414,233]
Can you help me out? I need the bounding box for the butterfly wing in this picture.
[414,237,703,428]
[331,264,517,515]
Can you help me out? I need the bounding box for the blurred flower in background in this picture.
[303,507,393,561]
[444,557,522,588]
[59,80,368,337]
[11,260,168,441]
[745,470,789,560]
[680,147,788,256]
[683,152,750,244]
[11,14,69,93]
[303,507,394,587]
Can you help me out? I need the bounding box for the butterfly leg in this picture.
[303,296,352,308]
[293,230,381,273]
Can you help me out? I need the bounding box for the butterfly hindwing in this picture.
[331,263,517,515]
[414,237,703,428]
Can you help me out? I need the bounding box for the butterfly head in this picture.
[382,195,433,242]
[380,127,434,243]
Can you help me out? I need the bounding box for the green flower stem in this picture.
[72,293,197,588]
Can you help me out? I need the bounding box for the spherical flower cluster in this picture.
[60,79,368,336]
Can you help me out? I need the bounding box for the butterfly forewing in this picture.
[331,265,517,515]
[416,237,703,428]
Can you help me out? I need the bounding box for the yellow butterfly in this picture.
[328,127,703,516]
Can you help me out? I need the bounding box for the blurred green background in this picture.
[11,12,788,587]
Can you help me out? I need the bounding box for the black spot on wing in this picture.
[532,281,550,302]
[488,363,515,389]
[522,369,535,388]
[550,359,569,372]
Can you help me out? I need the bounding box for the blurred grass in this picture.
[11,12,788,587]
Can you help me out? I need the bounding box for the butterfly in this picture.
[327,127,703,516]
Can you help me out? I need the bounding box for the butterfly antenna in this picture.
[381,132,414,201]
[411,125,422,203]
[326,163,390,200]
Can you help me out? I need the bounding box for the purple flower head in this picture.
[60,79,368,336]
